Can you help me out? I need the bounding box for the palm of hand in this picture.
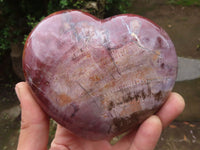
[50,116,161,150]
[15,82,185,150]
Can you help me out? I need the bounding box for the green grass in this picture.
[168,0,200,6]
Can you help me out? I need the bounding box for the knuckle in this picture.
[20,118,31,130]
[50,140,71,150]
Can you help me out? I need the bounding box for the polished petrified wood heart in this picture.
[23,10,177,140]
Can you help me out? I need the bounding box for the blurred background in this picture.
[0,0,199,149]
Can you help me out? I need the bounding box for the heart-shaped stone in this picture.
[23,10,177,140]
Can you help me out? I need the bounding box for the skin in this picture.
[15,82,185,150]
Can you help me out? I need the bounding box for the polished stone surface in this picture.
[23,10,177,140]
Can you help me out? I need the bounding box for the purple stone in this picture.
[23,10,177,140]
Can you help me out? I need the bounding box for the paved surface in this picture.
[177,57,200,81]
[156,121,200,150]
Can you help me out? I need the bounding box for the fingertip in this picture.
[171,92,185,113]
[15,81,49,127]
[147,115,162,127]
[140,115,162,137]
[157,92,185,128]
[15,82,27,90]
[15,82,26,101]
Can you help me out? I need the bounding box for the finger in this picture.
[50,124,76,150]
[113,116,162,150]
[156,92,185,128]
[130,115,162,150]
[16,82,49,150]
[112,130,136,150]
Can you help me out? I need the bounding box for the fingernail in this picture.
[174,93,185,112]
[15,84,21,101]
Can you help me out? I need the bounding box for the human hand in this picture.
[15,82,185,150]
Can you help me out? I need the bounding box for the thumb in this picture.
[15,82,49,150]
